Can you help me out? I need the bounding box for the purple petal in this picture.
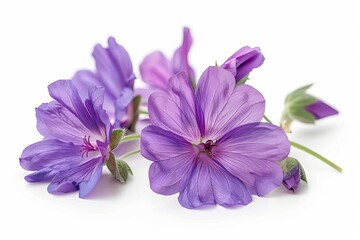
[79,161,103,198]
[47,156,104,196]
[283,167,301,192]
[134,88,158,105]
[141,126,196,195]
[195,67,265,140]
[47,80,108,140]
[139,51,172,90]
[221,46,265,81]
[305,100,338,120]
[20,139,83,171]
[213,123,290,196]
[178,153,252,209]
[195,67,235,138]
[92,37,135,97]
[148,71,201,143]
[172,27,195,82]
[24,168,56,182]
[114,87,134,127]
[36,101,89,144]
[72,70,101,100]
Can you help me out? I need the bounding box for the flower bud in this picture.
[220,46,264,84]
[281,84,338,132]
[281,157,307,192]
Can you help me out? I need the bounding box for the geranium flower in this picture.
[281,157,307,192]
[220,46,265,83]
[72,37,136,128]
[20,80,113,198]
[138,27,195,102]
[141,66,290,208]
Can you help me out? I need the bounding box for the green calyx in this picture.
[281,157,307,182]
[106,153,133,183]
[280,84,317,131]
[110,129,126,151]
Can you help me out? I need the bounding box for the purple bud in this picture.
[305,100,338,120]
[281,157,307,192]
[221,46,264,82]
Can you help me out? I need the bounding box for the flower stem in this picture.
[139,110,148,115]
[290,141,342,172]
[122,134,140,142]
[263,115,273,124]
[263,114,342,172]
[118,149,141,160]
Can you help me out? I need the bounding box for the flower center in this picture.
[198,140,217,156]
[80,136,98,158]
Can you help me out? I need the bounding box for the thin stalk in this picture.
[290,141,342,172]
[118,149,141,160]
[139,110,149,115]
[263,115,273,124]
[122,134,140,142]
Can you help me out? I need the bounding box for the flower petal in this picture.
[213,123,290,196]
[20,139,82,171]
[47,80,108,140]
[148,71,201,142]
[178,153,252,209]
[47,156,104,196]
[141,126,196,195]
[195,67,265,140]
[139,51,172,90]
[221,46,264,81]
[92,37,135,97]
[305,100,338,119]
[36,102,89,144]
[172,27,195,82]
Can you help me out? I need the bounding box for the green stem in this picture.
[290,141,342,172]
[118,149,141,160]
[263,115,273,124]
[122,134,140,142]
[264,114,342,172]
[139,110,148,115]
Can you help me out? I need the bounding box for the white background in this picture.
[0,0,358,239]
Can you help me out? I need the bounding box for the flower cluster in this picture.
[20,28,341,208]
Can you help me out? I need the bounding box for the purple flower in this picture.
[220,46,265,83]
[305,100,338,120]
[141,66,290,208]
[72,37,136,128]
[281,157,307,192]
[20,80,112,198]
[139,27,195,92]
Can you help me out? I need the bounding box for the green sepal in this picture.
[299,163,307,183]
[236,74,249,85]
[128,95,141,133]
[281,157,298,173]
[110,129,125,150]
[106,152,117,176]
[106,153,133,183]
[114,160,133,183]
[285,84,313,103]
[288,107,316,123]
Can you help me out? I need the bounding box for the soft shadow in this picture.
[292,121,342,138]
[265,183,309,198]
[84,173,125,200]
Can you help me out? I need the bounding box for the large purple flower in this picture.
[20,80,112,198]
[72,37,136,128]
[141,67,290,208]
[221,46,265,83]
[138,27,195,99]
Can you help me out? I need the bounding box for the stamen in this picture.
[79,135,97,158]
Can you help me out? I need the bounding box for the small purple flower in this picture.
[20,80,112,198]
[139,27,195,92]
[221,46,265,83]
[72,37,136,128]
[281,157,307,192]
[141,67,290,208]
[305,100,338,120]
